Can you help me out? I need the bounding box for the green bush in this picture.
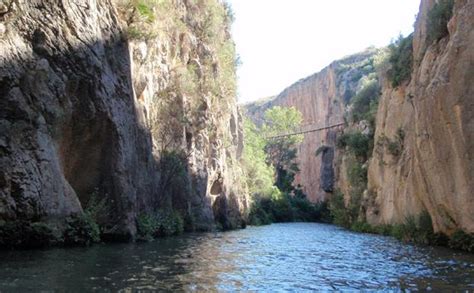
[242,119,276,199]
[387,140,402,157]
[427,0,454,43]
[64,214,101,246]
[134,0,155,22]
[62,189,109,246]
[348,162,367,187]
[329,191,351,228]
[248,197,273,226]
[373,224,393,236]
[156,210,184,236]
[0,220,60,248]
[290,195,325,222]
[337,131,371,160]
[388,34,413,87]
[351,221,374,233]
[136,213,159,241]
[136,210,184,240]
[270,192,294,222]
[330,206,440,247]
[386,212,434,244]
[385,128,405,157]
[351,80,381,123]
[248,189,330,226]
[448,230,474,252]
[335,210,474,252]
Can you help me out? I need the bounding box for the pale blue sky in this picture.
[228,0,421,103]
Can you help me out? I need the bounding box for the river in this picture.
[0,223,473,291]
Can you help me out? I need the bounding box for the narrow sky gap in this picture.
[229,0,421,103]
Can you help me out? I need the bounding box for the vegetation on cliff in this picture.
[0,191,108,248]
[0,0,246,248]
[136,211,184,241]
[427,0,454,43]
[388,34,413,87]
[328,2,474,253]
[118,0,244,237]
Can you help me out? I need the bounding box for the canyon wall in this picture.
[245,50,377,202]
[366,0,474,234]
[0,0,248,242]
[246,0,473,235]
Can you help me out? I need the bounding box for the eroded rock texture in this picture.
[0,0,248,240]
[367,0,474,234]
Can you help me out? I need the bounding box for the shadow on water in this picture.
[0,223,474,291]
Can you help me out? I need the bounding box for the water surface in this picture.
[1,223,473,291]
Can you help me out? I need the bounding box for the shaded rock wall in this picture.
[0,0,248,240]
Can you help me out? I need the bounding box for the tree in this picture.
[241,118,275,197]
[388,34,413,87]
[261,106,304,193]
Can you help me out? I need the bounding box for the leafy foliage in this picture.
[248,196,274,226]
[243,106,331,226]
[157,150,190,206]
[156,210,184,236]
[64,214,101,246]
[0,221,60,249]
[134,0,155,22]
[64,189,109,246]
[379,127,405,158]
[329,187,365,229]
[136,210,184,241]
[329,190,351,228]
[249,188,331,225]
[136,213,159,241]
[351,79,381,123]
[388,34,413,87]
[337,131,371,160]
[241,119,275,198]
[427,0,454,43]
[262,106,303,190]
[341,211,447,246]
[448,230,474,252]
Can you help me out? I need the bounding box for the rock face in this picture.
[0,0,248,241]
[366,0,474,234]
[245,50,377,202]
[246,0,473,235]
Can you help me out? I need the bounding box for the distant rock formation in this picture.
[245,49,377,202]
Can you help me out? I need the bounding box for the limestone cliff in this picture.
[247,0,473,236]
[0,0,248,244]
[366,0,474,234]
[245,49,377,202]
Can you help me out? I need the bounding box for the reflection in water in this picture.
[0,223,474,291]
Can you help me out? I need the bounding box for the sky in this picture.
[228,0,421,103]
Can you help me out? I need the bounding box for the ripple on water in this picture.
[0,223,474,291]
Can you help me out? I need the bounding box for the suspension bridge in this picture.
[265,121,346,139]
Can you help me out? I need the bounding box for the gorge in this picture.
[0,0,473,291]
[1,0,248,246]
[246,0,474,238]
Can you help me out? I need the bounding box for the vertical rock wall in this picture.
[367,0,474,234]
[0,0,248,241]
